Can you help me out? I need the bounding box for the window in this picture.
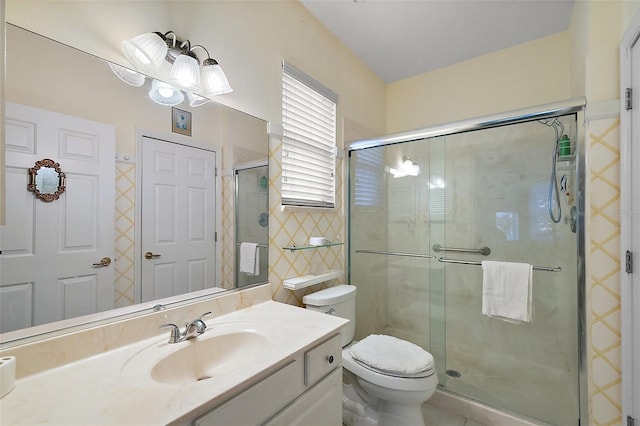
[281,61,338,208]
[353,148,384,208]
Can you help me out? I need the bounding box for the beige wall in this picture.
[386,31,571,133]
[5,0,386,136]
[384,3,640,425]
[5,0,640,424]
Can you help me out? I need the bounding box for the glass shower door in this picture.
[235,164,269,287]
[348,112,581,425]
[438,115,580,425]
[349,138,440,355]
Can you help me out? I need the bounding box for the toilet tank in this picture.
[303,284,356,347]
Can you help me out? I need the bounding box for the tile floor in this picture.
[422,402,486,426]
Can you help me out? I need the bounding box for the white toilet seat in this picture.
[342,341,437,392]
[352,357,434,378]
[349,334,434,377]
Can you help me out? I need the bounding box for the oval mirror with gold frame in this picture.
[28,159,66,202]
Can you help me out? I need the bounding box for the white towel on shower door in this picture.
[481,261,533,323]
[240,242,260,275]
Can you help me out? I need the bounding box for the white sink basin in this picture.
[121,326,268,385]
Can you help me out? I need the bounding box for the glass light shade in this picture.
[187,92,210,107]
[169,54,201,92]
[201,60,233,96]
[121,32,167,75]
[148,80,184,106]
[108,63,146,87]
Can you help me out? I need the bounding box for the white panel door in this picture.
[1,102,115,332]
[140,136,216,302]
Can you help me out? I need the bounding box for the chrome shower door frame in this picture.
[347,97,588,425]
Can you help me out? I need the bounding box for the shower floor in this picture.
[382,325,575,425]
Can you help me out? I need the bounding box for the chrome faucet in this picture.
[159,311,212,344]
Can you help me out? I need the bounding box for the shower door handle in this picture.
[145,252,161,260]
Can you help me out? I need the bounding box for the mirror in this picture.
[1,24,269,344]
[28,159,66,202]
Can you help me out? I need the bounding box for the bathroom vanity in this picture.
[0,284,347,425]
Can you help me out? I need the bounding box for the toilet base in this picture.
[342,374,426,426]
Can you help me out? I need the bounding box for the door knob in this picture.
[92,257,112,267]
[145,252,161,260]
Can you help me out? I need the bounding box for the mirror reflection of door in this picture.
[1,102,115,332]
[140,136,218,302]
[234,163,269,288]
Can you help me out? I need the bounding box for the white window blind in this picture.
[282,61,338,208]
[354,148,384,208]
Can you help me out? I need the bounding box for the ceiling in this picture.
[300,0,575,83]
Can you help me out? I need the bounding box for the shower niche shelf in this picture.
[558,154,576,171]
[283,269,343,290]
[283,242,344,252]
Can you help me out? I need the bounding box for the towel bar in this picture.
[432,244,491,256]
[437,257,561,272]
[356,249,435,259]
[236,242,268,248]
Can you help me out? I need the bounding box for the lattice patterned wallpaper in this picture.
[114,162,135,307]
[221,175,235,290]
[267,137,346,305]
[588,117,622,426]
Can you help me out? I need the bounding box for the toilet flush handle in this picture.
[326,308,336,315]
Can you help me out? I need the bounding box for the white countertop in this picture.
[0,301,348,425]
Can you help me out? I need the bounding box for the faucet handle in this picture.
[159,323,183,343]
[188,312,212,336]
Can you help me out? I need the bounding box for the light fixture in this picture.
[168,41,201,92]
[121,31,232,98]
[148,79,184,106]
[389,158,420,178]
[121,31,175,75]
[108,62,146,87]
[192,45,233,96]
[186,92,210,107]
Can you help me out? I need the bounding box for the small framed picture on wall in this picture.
[172,107,192,136]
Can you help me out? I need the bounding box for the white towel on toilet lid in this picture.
[350,334,434,375]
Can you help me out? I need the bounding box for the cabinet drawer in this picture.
[305,334,341,386]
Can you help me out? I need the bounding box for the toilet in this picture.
[303,285,438,426]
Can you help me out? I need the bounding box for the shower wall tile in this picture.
[114,162,135,308]
[587,117,622,426]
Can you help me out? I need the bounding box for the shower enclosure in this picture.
[347,99,586,425]
[234,162,269,287]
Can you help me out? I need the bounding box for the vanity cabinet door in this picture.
[193,358,304,426]
[264,367,342,426]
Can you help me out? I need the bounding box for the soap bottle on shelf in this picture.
[559,134,571,157]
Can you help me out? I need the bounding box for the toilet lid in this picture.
[349,334,434,376]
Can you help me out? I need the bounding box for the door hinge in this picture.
[626,250,633,273]
[626,88,633,110]
[214,232,218,242]
[628,415,635,426]
[215,167,218,177]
